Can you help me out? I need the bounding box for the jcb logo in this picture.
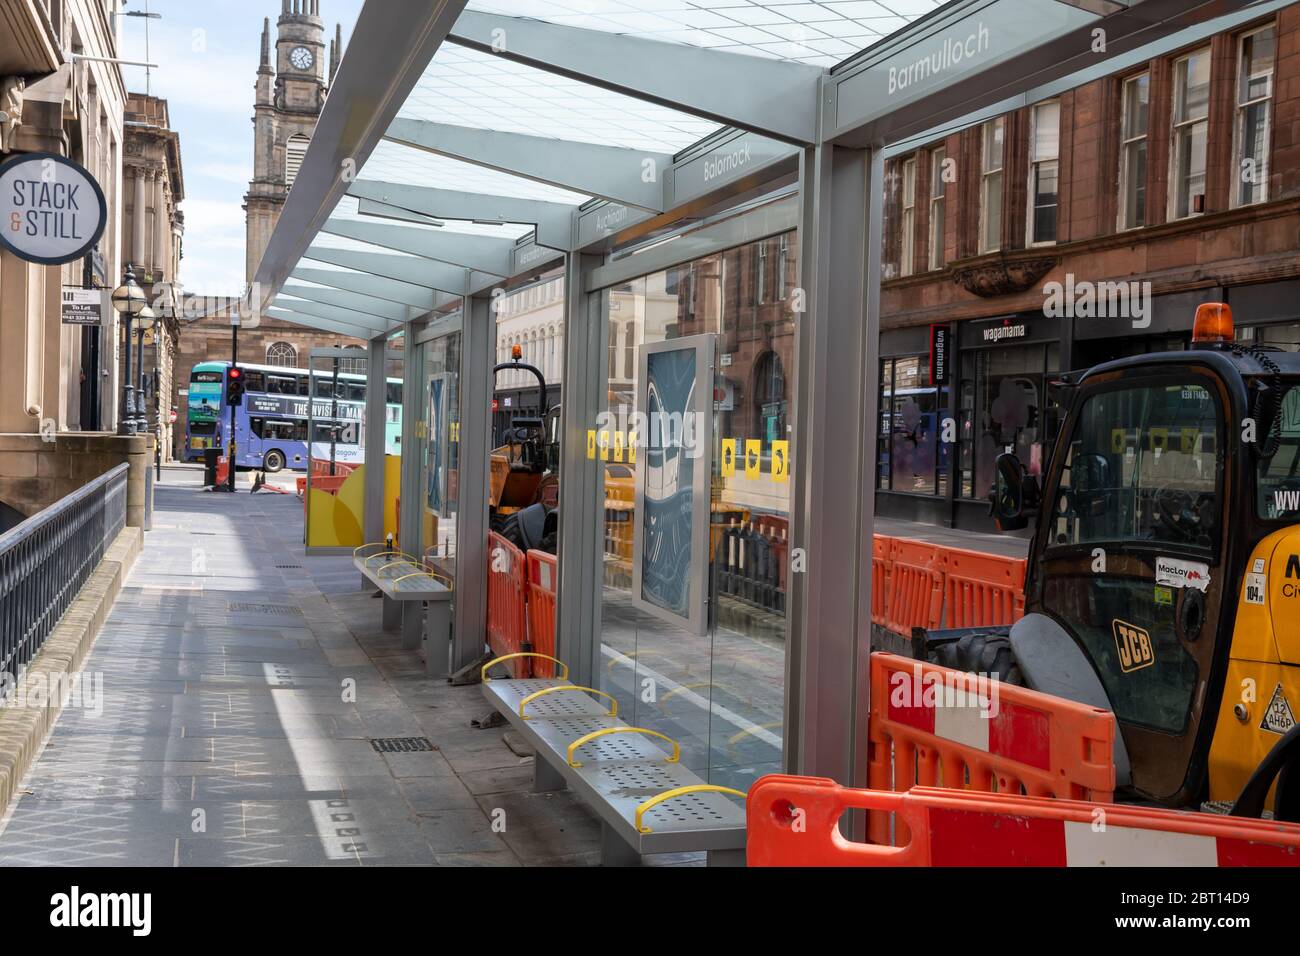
[1112,619,1154,674]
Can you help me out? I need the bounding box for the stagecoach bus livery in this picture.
[185,360,402,472]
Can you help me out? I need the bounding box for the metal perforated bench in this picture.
[354,545,453,672]
[480,653,747,866]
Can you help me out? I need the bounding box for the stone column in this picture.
[0,251,48,433]
[132,168,147,267]
[153,174,167,278]
[124,433,150,528]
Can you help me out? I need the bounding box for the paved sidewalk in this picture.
[0,467,612,867]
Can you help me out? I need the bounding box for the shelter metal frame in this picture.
[248,0,1261,786]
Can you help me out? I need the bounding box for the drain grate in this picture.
[227,601,303,616]
[370,736,436,753]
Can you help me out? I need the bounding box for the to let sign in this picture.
[61,287,104,326]
[0,153,108,266]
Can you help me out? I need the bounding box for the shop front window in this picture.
[961,341,1058,502]
[878,356,947,497]
[596,230,795,792]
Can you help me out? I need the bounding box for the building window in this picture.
[980,118,1005,254]
[900,156,917,276]
[755,351,788,443]
[755,241,768,304]
[1119,73,1150,230]
[929,147,946,269]
[777,234,789,301]
[266,342,298,367]
[339,345,366,376]
[1028,102,1060,244]
[285,134,310,188]
[1233,24,1276,208]
[1170,48,1211,220]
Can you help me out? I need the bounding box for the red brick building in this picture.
[878,4,1300,531]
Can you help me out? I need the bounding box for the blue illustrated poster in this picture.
[640,348,697,620]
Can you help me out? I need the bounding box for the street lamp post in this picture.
[110,266,146,436]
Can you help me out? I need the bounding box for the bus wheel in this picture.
[263,450,286,473]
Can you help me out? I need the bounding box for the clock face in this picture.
[290,46,314,70]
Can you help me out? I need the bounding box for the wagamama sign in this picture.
[0,152,107,266]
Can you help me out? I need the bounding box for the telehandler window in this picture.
[1049,383,1220,552]
[1257,385,1300,519]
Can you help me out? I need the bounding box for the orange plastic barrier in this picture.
[883,539,943,636]
[941,546,1026,628]
[871,535,895,627]
[748,777,1300,867]
[215,455,230,487]
[486,532,529,677]
[525,550,558,678]
[866,651,1115,844]
[310,457,358,478]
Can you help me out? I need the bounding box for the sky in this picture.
[117,0,366,296]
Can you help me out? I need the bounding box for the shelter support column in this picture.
[785,144,883,789]
[363,334,387,547]
[398,323,423,563]
[556,253,606,690]
[452,291,494,674]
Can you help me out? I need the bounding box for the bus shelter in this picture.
[247,0,1258,792]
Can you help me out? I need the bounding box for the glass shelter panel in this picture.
[419,332,463,582]
[596,232,796,792]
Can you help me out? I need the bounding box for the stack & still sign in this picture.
[0,153,108,266]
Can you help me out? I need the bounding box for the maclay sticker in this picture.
[1155,556,1211,592]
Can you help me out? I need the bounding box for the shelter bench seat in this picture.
[354,545,453,674]
[479,653,747,866]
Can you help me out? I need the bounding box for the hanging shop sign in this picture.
[1,153,108,266]
[930,324,949,385]
[61,287,104,326]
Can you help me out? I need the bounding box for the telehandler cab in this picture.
[921,303,1299,820]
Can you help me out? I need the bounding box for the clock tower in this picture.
[244,0,343,283]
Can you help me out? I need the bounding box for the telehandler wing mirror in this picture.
[989,452,1039,532]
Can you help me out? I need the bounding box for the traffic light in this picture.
[226,366,246,407]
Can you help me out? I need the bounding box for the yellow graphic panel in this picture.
[721,439,737,478]
[305,455,403,550]
[745,439,762,480]
[771,441,789,482]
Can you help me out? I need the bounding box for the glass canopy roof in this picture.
[465,0,948,66]
[269,0,950,326]
[399,43,721,152]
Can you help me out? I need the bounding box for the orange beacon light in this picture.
[1192,302,1234,345]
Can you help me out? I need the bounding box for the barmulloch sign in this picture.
[0,153,108,266]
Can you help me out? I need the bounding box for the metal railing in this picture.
[0,464,129,690]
